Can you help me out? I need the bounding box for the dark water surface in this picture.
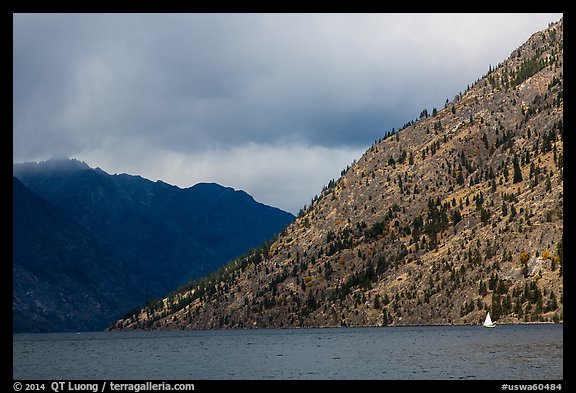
[13,324,562,380]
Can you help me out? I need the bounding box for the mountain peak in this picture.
[14,157,90,176]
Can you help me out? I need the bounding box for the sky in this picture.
[13,13,563,214]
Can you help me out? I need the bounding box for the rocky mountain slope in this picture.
[112,19,563,330]
[13,160,294,332]
[13,177,148,332]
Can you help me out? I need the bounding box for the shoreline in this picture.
[14,320,563,335]
[109,320,563,332]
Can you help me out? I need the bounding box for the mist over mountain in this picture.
[13,159,294,332]
[112,19,563,331]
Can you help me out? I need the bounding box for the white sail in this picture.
[483,312,495,327]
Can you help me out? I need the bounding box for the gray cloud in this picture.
[13,13,562,213]
[79,141,365,215]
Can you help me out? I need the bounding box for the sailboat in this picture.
[483,312,496,328]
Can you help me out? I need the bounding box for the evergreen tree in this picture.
[513,154,523,183]
[491,293,502,321]
[382,308,391,325]
[479,280,488,296]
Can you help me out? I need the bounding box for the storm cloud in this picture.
[13,13,562,213]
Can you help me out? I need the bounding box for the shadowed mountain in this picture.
[13,162,294,332]
[13,177,148,332]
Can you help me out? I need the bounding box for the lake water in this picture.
[13,324,562,380]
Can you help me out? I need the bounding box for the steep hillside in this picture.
[112,19,563,331]
[13,161,294,332]
[13,177,145,332]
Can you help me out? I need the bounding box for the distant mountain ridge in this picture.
[13,159,294,332]
[111,18,563,331]
[13,176,147,332]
